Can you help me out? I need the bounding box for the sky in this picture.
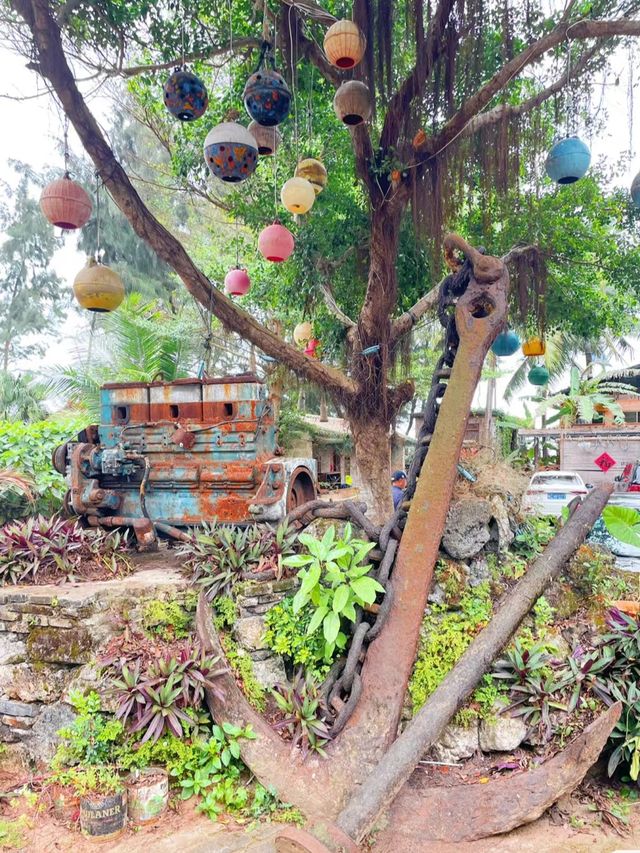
[0,23,640,419]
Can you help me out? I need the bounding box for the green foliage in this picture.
[567,543,628,602]
[264,596,334,678]
[0,515,131,585]
[408,584,493,714]
[602,506,640,549]
[512,516,558,559]
[285,523,383,660]
[246,784,305,825]
[213,595,237,630]
[142,597,193,641]
[53,765,124,796]
[0,417,85,521]
[220,634,266,712]
[272,671,330,759]
[537,366,640,426]
[54,690,124,769]
[0,815,30,850]
[533,596,555,632]
[0,373,47,423]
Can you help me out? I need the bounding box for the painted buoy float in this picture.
[163,68,208,121]
[203,123,258,183]
[491,330,521,357]
[545,136,591,185]
[258,223,294,262]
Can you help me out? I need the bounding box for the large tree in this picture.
[5,0,640,519]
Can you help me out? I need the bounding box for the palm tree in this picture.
[536,366,640,427]
[0,373,48,422]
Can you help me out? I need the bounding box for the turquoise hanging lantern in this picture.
[631,172,640,207]
[545,136,591,185]
[528,365,550,386]
[491,330,520,357]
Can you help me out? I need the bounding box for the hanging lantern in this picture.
[281,177,315,215]
[333,81,371,127]
[295,159,327,195]
[203,123,258,183]
[631,172,640,207]
[528,365,550,386]
[163,68,208,121]
[491,330,520,357]
[545,136,591,185]
[522,337,545,357]
[73,257,124,313]
[293,322,313,345]
[248,121,282,156]
[304,338,320,358]
[323,19,366,70]
[243,42,291,127]
[258,223,294,262]
[40,175,92,230]
[224,268,251,297]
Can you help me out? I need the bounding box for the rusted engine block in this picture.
[53,374,317,545]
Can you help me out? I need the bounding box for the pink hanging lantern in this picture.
[40,175,92,230]
[224,268,251,297]
[304,338,320,358]
[258,223,294,263]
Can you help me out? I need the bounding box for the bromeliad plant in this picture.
[283,523,384,660]
[272,670,331,759]
[112,647,226,743]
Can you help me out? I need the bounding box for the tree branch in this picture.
[423,18,640,157]
[14,0,356,401]
[116,39,260,78]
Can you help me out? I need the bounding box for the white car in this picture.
[521,471,589,516]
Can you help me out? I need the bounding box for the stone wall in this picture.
[0,561,187,768]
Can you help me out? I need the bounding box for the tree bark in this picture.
[335,482,614,843]
[350,416,393,522]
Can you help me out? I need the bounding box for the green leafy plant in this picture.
[54,690,124,768]
[533,596,556,632]
[284,524,383,659]
[507,674,568,742]
[220,634,266,711]
[53,764,124,796]
[272,670,331,759]
[492,638,553,686]
[606,681,640,781]
[602,506,640,549]
[264,596,333,677]
[113,648,225,743]
[213,595,237,630]
[142,596,193,641]
[512,516,558,559]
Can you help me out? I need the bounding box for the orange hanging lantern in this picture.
[522,337,545,357]
[40,175,92,230]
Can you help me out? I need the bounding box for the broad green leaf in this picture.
[351,575,384,604]
[323,610,340,644]
[602,506,640,548]
[307,604,328,635]
[292,586,312,614]
[282,554,314,567]
[332,584,350,613]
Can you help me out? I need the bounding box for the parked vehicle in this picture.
[521,471,588,516]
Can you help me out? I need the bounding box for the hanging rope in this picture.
[94,171,102,261]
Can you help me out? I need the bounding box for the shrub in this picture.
[264,596,333,678]
[272,670,331,759]
[53,691,124,769]
[142,597,193,641]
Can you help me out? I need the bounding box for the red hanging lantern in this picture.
[304,338,320,358]
[224,268,251,296]
[40,175,92,230]
[258,223,294,262]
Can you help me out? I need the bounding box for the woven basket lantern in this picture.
[281,177,315,214]
[293,321,313,345]
[248,121,282,156]
[295,158,327,195]
[522,337,545,357]
[73,258,125,313]
[40,176,92,230]
[333,81,371,126]
[323,19,366,69]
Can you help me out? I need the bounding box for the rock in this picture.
[26,625,92,665]
[431,721,479,762]
[0,699,38,717]
[467,556,491,588]
[3,663,73,703]
[442,499,493,560]
[479,713,527,752]
[250,654,287,689]
[63,664,117,712]
[543,632,571,661]
[489,496,514,552]
[25,701,75,766]
[234,616,267,651]
[427,583,446,606]
[0,635,26,666]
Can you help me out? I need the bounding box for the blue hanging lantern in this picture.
[528,365,550,386]
[631,172,640,207]
[545,136,591,185]
[491,330,520,357]
[243,42,291,127]
[163,68,208,121]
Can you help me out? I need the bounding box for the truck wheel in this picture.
[287,467,316,512]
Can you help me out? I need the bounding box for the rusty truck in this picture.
[53,373,317,547]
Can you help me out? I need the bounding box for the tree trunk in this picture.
[349,416,393,523]
[335,482,614,843]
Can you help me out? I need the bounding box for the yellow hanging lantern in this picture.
[295,159,328,195]
[522,337,545,357]
[281,177,315,215]
[323,19,366,69]
[293,321,313,345]
[73,257,125,312]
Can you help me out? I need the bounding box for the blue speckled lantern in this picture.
[203,123,258,183]
[491,330,521,357]
[545,136,591,185]
[163,68,208,121]
[243,42,291,127]
[631,172,640,207]
[528,365,550,386]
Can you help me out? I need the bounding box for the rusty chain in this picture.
[282,256,476,736]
